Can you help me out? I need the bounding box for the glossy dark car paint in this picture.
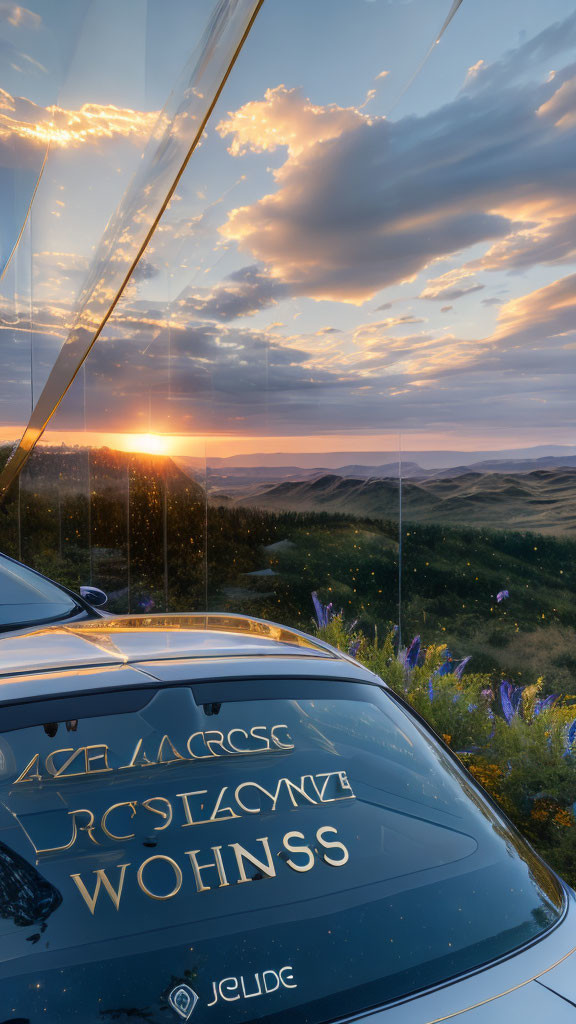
[0,615,574,1023]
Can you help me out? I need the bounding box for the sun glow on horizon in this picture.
[3,428,574,461]
[122,433,172,456]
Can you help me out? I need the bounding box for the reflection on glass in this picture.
[1,0,575,702]
[0,684,563,1017]
[17,441,90,592]
[1,0,264,495]
[0,0,93,276]
[88,447,129,613]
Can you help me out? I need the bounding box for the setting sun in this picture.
[120,432,170,456]
[130,433,171,455]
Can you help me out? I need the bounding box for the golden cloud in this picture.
[537,75,576,130]
[216,40,576,306]
[420,267,484,301]
[493,273,576,342]
[0,87,159,149]
[216,84,369,158]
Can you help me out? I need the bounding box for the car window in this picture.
[0,554,79,630]
[0,680,563,1022]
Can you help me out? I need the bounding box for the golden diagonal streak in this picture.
[0,0,266,501]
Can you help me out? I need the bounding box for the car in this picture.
[0,611,575,1023]
[0,550,108,634]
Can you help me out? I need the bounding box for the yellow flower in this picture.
[466,761,504,792]
[530,798,572,826]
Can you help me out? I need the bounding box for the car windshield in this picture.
[0,553,80,630]
[0,678,563,1021]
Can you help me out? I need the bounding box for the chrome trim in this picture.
[0,659,380,703]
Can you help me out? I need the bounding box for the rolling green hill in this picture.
[238,469,576,535]
[1,447,575,689]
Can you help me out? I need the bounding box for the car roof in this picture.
[0,613,383,701]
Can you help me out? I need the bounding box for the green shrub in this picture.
[311,593,576,885]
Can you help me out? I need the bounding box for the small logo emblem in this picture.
[169,984,199,1020]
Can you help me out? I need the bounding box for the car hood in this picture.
[0,613,336,676]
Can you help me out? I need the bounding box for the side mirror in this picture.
[80,585,108,608]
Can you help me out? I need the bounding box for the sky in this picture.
[1,0,576,459]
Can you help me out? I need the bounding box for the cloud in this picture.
[3,270,575,438]
[463,12,576,94]
[420,268,484,301]
[182,265,289,322]
[219,96,511,302]
[0,87,159,165]
[537,74,576,130]
[491,272,576,347]
[348,323,480,378]
[50,311,344,435]
[5,14,576,443]
[131,259,160,283]
[473,213,576,273]
[215,15,576,305]
[371,314,424,327]
[216,84,367,158]
[464,59,485,86]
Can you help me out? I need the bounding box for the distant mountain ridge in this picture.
[178,445,576,471]
[236,468,576,535]
[176,453,576,502]
[176,450,576,484]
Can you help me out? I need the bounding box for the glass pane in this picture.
[0,0,93,274]
[15,379,91,593]
[88,447,130,614]
[0,468,20,563]
[1,0,264,492]
[0,682,562,1019]
[0,550,79,628]
[3,0,575,876]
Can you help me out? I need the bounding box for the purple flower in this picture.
[428,676,434,702]
[349,639,361,658]
[496,589,509,603]
[312,591,334,629]
[405,635,421,668]
[500,681,523,723]
[454,656,472,680]
[137,596,155,612]
[500,681,514,722]
[437,649,453,676]
[534,694,557,717]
